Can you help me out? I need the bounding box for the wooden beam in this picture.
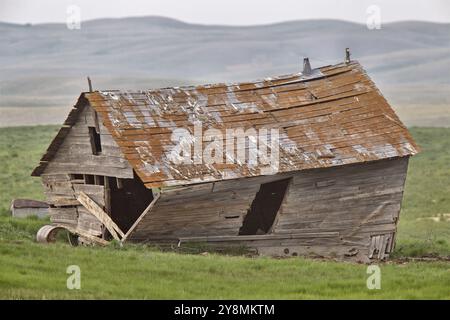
[76,191,125,241]
[121,193,161,243]
[104,176,111,214]
[178,232,339,243]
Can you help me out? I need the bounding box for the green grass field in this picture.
[0,125,449,299]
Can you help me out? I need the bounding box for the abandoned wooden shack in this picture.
[32,59,419,261]
[10,199,49,219]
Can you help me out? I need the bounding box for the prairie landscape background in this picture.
[0,17,449,126]
[0,16,449,299]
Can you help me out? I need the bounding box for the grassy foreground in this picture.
[0,125,449,299]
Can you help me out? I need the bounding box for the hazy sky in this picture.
[1,0,449,25]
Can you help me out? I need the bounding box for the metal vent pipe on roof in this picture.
[345,48,351,63]
[303,58,312,75]
[87,76,93,92]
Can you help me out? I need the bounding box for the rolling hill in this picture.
[0,17,449,126]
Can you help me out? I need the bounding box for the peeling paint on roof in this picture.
[32,61,419,187]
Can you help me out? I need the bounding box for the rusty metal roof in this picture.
[33,61,419,187]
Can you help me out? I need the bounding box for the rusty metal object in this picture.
[36,225,67,243]
[32,61,419,188]
[36,225,82,246]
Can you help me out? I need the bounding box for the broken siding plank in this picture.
[73,184,105,207]
[76,191,124,240]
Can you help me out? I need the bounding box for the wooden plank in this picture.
[49,207,78,226]
[179,232,340,243]
[104,176,111,214]
[73,184,105,207]
[77,207,103,236]
[76,191,125,240]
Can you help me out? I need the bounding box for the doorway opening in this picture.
[239,178,291,235]
[108,172,154,234]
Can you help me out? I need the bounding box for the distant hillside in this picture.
[0,17,449,125]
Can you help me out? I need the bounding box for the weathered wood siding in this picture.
[11,207,49,219]
[129,157,409,260]
[130,180,261,239]
[41,104,133,237]
[42,105,133,179]
[264,156,409,259]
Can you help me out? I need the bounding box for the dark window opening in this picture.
[70,174,84,183]
[239,178,290,235]
[88,127,102,155]
[84,174,95,185]
[94,175,105,186]
[107,172,154,234]
[78,174,105,185]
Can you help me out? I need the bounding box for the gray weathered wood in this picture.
[76,191,125,240]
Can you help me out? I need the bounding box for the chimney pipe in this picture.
[303,58,312,75]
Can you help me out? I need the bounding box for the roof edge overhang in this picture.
[140,154,417,189]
